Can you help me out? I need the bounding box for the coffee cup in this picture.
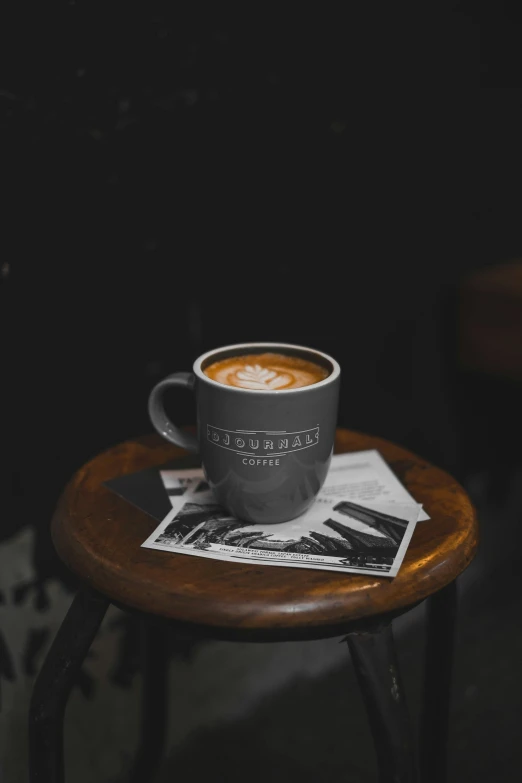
[148,342,340,523]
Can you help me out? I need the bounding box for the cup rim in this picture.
[193,342,340,394]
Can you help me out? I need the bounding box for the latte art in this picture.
[204,352,329,390]
[235,364,291,390]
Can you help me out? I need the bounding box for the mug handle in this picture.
[147,372,199,453]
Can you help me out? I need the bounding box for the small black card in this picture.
[104,454,201,522]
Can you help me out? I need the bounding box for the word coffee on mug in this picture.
[148,343,340,523]
[204,352,329,390]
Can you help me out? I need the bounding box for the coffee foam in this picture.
[204,352,329,390]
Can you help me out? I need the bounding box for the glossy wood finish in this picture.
[51,430,478,638]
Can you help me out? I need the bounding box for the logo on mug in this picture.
[207,425,319,462]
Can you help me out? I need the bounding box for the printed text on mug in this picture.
[206,425,319,459]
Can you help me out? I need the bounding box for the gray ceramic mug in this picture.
[148,342,340,524]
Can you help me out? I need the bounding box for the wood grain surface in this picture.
[51,430,478,638]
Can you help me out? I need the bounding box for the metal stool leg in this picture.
[420,580,457,783]
[128,619,169,783]
[346,623,418,783]
[29,587,109,783]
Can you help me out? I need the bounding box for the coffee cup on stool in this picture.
[148,342,340,524]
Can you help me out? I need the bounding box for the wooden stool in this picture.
[29,429,478,783]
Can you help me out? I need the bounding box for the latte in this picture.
[204,352,329,390]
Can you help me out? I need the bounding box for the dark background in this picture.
[2,1,522,780]
[2,2,490,525]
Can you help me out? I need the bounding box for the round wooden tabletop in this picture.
[51,430,478,639]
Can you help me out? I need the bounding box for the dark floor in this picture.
[1,468,521,782]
